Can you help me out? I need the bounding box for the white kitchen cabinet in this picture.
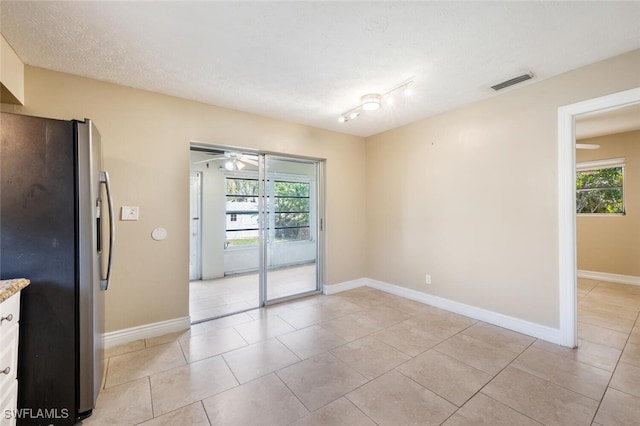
[0,290,21,426]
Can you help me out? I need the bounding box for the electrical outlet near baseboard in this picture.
[425,274,432,285]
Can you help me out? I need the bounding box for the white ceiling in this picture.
[1,1,639,137]
[576,104,640,140]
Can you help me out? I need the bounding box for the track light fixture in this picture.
[338,77,414,123]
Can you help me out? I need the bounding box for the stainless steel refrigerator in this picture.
[0,112,114,425]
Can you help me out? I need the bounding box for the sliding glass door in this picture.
[189,146,323,322]
[264,156,321,302]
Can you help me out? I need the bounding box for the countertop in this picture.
[0,278,30,303]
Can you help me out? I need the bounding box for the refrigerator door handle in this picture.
[99,171,115,290]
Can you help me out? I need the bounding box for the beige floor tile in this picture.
[276,352,367,411]
[316,296,365,316]
[532,338,622,372]
[189,265,316,320]
[179,326,247,362]
[145,329,192,348]
[403,309,477,340]
[442,393,542,426]
[461,322,535,354]
[347,370,456,426]
[246,303,295,319]
[435,333,519,375]
[382,297,436,316]
[629,325,640,345]
[136,402,210,426]
[83,377,152,425]
[149,355,238,417]
[512,346,611,401]
[578,298,639,321]
[195,312,254,332]
[396,349,492,407]
[610,362,640,398]
[330,335,411,379]
[277,325,347,359]
[578,308,635,334]
[482,366,599,426]
[592,282,640,298]
[223,338,300,383]
[577,278,599,293]
[202,374,308,426]
[333,288,394,308]
[105,342,186,388]
[594,388,640,426]
[577,321,628,350]
[583,287,640,310]
[232,315,296,344]
[596,281,640,295]
[191,301,254,322]
[290,397,376,426]
[620,342,640,366]
[374,321,443,356]
[284,295,323,310]
[277,305,336,329]
[104,339,146,359]
[357,304,413,328]
[320,312,386,341]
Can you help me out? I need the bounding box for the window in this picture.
[224,177,312,247]
[225,178,259,247]
[274,181,310,242]
[576,158,625,214]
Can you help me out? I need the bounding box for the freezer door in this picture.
[76,119,105,417]
[2,113,78,425]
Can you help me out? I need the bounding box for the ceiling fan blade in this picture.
[576,143,600,150]
[193,157,226,164]
[239,156,259,166]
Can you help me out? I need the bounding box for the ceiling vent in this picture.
[491,73,533,91]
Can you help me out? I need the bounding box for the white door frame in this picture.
[189,171,203,281]
[557,86,640,347]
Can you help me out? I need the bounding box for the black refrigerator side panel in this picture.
[0,113,78,425]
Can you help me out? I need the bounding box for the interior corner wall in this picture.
[364,49,640,329]
[3,66,367,332]
[576,130,640,277]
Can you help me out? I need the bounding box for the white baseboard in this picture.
[578,270,640,286]
[363,278,561,345]
[108,276,565,349]
[323,278,368,295]
[104,316,191,349]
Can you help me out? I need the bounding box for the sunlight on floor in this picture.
[189,264,317,322]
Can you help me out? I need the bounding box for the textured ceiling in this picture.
[1,1,639,137]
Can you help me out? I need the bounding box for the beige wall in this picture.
[365,50,640,328]
[576,130,640,277]
[3,49,639,334]
[0,34,24,104]
[2,66,367,332]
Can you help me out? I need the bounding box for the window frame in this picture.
[576,157,625,216]
[224,172,315,249]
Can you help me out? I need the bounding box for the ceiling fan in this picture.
[193,151,258,170]
[576,143,600,149]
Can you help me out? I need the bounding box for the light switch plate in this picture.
[121,206,139,221]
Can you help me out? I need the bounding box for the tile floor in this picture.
[83,278,640,425]
[189,264,317,322]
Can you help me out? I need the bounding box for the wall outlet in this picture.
[425,274,432,285]
[121,206,139,221]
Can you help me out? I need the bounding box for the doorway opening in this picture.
[557,87,640,347]
[188,144,324,323]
